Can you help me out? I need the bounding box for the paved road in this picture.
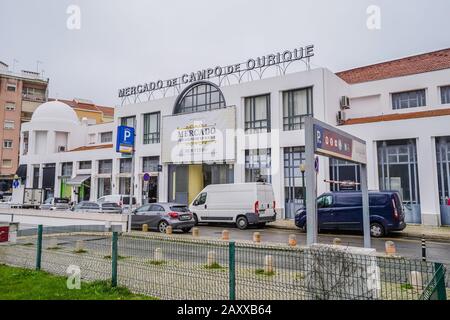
[187,224,450,265]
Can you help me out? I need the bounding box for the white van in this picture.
[189,183,277,230]
[97,194,137,210]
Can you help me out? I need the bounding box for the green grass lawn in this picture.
[0,264,156,300]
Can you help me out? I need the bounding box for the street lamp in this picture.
[300,163,306,205]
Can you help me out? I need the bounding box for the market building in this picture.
[15,46,450,227]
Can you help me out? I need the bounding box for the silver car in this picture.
[71,201,123,213]
[131,202,195,233]
[40,197,70,211]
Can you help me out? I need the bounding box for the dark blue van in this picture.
[294,191,406,237]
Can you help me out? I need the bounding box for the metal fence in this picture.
[0,225,447,300]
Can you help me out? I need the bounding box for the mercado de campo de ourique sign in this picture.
[118,44,315,98]
[161,107,236,164]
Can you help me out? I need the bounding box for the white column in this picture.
[417,136,441,226]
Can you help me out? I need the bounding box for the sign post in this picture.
[116,126,135,233]
[305,117,370,248]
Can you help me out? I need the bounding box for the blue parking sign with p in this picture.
[116,126,135,153]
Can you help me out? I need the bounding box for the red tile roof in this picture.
[69,144,113,152]
[342,108,450,125]
[336,48,450,84]
[48,98,115,118]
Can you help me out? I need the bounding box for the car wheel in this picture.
[236,216,248,230]
[300,223,307,233]
[158,221,169,233]
[370,222,385,238]
[182,227,192,233]
[193,213,199,225]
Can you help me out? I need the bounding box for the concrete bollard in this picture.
[207,251,216,267]
[154,248,163,261]
[75,240,85,252]
[264,255,273,273]
[253,232,261,243]
[8,222,19,244]
[192,227,199,237]
[48,238,58,249]
[142,224,149,232]
[222,230,229,240]
[105,221,112,232]
[385,241,396,255]
[288,234,297,247]
[409,271,423,290]
[333,238,342,246]
[166,225,173,235]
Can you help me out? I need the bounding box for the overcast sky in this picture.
[1,0,449,107]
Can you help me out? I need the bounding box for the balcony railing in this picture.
[22,93,46,102]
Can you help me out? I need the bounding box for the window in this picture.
[3,140,13,149]
[392,89,426,109]
[98,159,112,174]
[120,158,132,173]
[174,82,226,114]
[317,195,333,208]
[88,134,96,144]
[194,193,207,206]
[143,156,160,172]
[5,102,15,111]
[4,120,14,130]
[245,94,270,133]
[245,149,271,183]
[329,159,361,191]
[6,84,16,92]
[2,159,12,168]
[23,132,29,155]
[61,162,73,177]
[143,112,160,144]
[283,87,313,130]
[121,116,136,128]
[79,161,92,170]
[100,132,113,143]
[441,86,450,105]
[119,177,131,194]
[436,137,450,208]
[284,147,305,218]
[97,177,111,198]
[378,139,420,223]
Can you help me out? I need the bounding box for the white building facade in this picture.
[16,47,450,226]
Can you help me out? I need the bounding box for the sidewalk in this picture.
[268,219,450,241]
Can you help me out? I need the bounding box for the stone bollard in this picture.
[166,226,173,235]
[154,248,163,261]
[333,238,342,246]
[264,255,273,273]
[192,227,199,237]
[48,238,58,249]
[207,251,216,267]
[409,271,423,290]
[142,224,149,232]
[385,241,396,255]
[75,240,85,252]
[288,234,297,247]
[222,230,229,240]
[253,232,261,243]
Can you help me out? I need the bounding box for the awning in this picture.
[65,174,91,186]
[16,165,27,179]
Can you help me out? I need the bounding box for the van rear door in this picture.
[256,184,275,218]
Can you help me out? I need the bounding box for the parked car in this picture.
[71,201,101,213]
[40,197,70,211]
[294,191,406,237]
[71,201,123,214]
[131,203,195,233]
[97,194,137,210]
[189,182,277,230]
[98,202,123,214]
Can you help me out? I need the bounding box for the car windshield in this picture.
[170,205,189,212]
[44,198,53,204]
